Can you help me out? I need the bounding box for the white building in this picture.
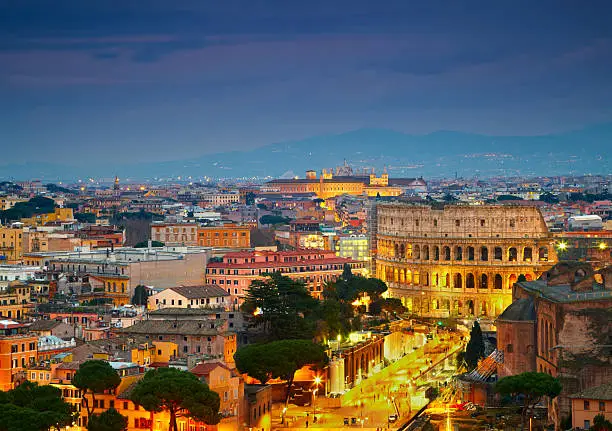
[148,285,230,310]
[569,215,603,231]
[0,265,41,290]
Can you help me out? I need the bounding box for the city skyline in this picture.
[2,0,612,168]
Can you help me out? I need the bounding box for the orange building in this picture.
[197,224,251,248]
[570,383,612,430]
[206,249,366,303]
[0,226,23,263]
[0,320,38,391]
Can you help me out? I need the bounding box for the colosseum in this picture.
[375,204,558,318]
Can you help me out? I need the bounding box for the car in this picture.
[388,414,398,423]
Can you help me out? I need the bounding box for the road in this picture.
[272,332,464,430]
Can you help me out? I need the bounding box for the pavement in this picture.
[271,332,464,430]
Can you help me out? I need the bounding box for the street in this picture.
[271,331,465,430]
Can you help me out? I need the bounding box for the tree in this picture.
[245,192,256,205]
[131,285,149,306]
[130,367,220,431]
[0,381,75,431]
[539,192,559,204]
[464,321,486,370]
[369,297,406,316]
[234,339,327,405]
[75,213,96,223]
[72,360,121,416]
[259,215,291,225]
[241,272,319,341]
[593,413,612,431]
[495,372,562,430]
[87,408,128,431]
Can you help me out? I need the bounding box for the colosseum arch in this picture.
[444,273,450,287]
[494,247,503,260]
[466,299,475,315]
[539,246,549,262]
[433,273,439,287]
[508,247,518,262]
[480,273,488,289]
[433,246,440,261]
[443,246,451,261]
[413,270,420,284]
[422,245,430,260]
[523,247,533,262]
[466,273,475,288]
[494,274,503,289]
[467,246,475,261]
[422,271,429,286]
[394,243,400,257]
[481,246,488,261]
[413,244,420,259]
[454,273,463,289]
[399,243,406,258]
[508,274,517,288]
[455,246,463,260]
[406,269,413,284]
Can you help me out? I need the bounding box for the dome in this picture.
[497,297,535,322]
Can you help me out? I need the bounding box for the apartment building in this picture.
[205,249,366,303]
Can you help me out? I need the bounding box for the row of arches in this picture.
[396,295,510,317]
[539,317,556,361]
[378,265,534,290]
[380,242,550,263]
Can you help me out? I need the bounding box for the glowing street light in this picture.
[598,241,608,250]
[557,241,568,251]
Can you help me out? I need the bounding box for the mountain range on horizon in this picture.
[2,123,611,182]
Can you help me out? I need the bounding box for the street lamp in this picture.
[556,241,568,251]
[313,376,322,422]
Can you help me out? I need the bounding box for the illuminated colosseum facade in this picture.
[375,204,557,318]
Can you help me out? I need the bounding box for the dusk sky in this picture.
[2,0,612,166]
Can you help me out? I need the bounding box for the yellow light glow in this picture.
[557,241,568,251]
[253,307,263,316]
[314,376,322,385]
[598,242,607,250]
[337,334,342,342]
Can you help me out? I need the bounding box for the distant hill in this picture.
[1,124,610,180]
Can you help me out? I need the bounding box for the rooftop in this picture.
[497,298,536,322]
[569,382,612,400]
[517,280,612,303]
[168,285,230,299]
[118,320,228,336]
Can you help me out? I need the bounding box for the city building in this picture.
[245,384,272,431]
[263,168,404,199]
[205,249,367,303]
[197,224,251,248]
[569,383,612,430]
[335,234,369,263]
[190,361,244,425]
[0,319,37,390]
[375,204,557,318]
[150,222,199,245]
[0,226,24,263]
[118,319,237,362]
[0,281,31,320]
[24,247,209,306]
[568,215,604,231]
[147,285,230,310]
[498,262,612,426]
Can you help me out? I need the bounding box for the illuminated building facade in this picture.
[206,249,366,303]
[263,169,403,199]
[376,204,557,318]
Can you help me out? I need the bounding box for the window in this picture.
[599,401,605,411]
[584,400,590,410]
[506,344,513,353]
[584,420,590,430]
[455,219,460,227]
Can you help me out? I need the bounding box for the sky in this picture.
[1,0,612,166]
